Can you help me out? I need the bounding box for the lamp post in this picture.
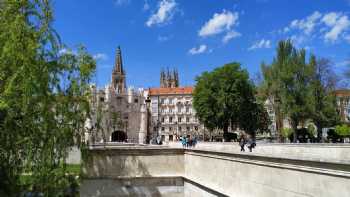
[145,96,151,144]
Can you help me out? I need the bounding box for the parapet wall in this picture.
[82,144,350,197]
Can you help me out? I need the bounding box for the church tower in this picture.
[160,68,179,88]
[111,46,126,94]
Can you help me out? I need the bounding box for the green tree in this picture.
[281,128,293,141]
[335,124,350,137]
[309,57,340,141]
[0,0,95,195]
[261,40,313,143]
[193,62,261,141]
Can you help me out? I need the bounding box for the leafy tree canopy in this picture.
[0,0,95,195]
[193,62,268,140]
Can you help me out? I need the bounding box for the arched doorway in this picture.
[111,130,127,142]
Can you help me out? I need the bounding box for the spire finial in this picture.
[115,46,124,74]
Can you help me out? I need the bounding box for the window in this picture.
[169,127,173,131]
[169,108,172,113]
[178,117,182,123]
[195,126,198,131]
[161,98,165,104]
[187,127,190,131]
[134,98,138,103]
[161,127,165,131]
[169,98,173,104]
[169,117,173,123]
[161,117,165,123]
[178,126,182,131]
[99,97,104,102]
[186,117,190,123]
[177,107,181,113]
[186,107,189,113]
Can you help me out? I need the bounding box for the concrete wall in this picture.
[82,147,184,178]
[82,144,350,197]
[184,150,350,197]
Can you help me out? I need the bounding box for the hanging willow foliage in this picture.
[0,0,96,195]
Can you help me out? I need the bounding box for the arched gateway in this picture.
[111,130,127,142]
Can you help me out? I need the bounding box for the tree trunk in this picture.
[223,124,229,142]
[316,123,323,142]
[291,120,298,143]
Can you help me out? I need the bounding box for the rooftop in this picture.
[148,87,193,95]
[333,89,350,97]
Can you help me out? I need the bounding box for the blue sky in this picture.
[53,0,350,88]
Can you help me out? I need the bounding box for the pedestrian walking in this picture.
[239,135,246,152]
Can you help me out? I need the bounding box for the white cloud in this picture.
[114,0,130,6]
[188,45,207,55]
[146,0,177,27]
[93,53,108,61]
[248,39,271,51]
[290,34,307,47]
[222,30,241,43]
[278,11,350,44]
[289,11,322,35]
[322,12,350,42]
[198,10,239,37]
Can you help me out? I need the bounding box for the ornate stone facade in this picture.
[86,47,147,144]
[160,68,179,88]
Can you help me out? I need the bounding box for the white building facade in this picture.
[146,87,204,143]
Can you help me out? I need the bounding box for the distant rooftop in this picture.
[333,89,350,97]
[148,87,193,95]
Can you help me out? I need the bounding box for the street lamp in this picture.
[145,96,151,144]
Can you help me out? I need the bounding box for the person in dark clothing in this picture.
[247,138,256,152]
[239,135,246,152]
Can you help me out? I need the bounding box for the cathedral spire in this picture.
[111,46,126,93]
[114,46,124,74]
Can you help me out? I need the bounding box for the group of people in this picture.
[239,134,256,152]
[180,136,197,148]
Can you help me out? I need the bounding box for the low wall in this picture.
[82,144,350,197]
[169,142,350,164]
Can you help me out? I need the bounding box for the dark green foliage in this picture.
[193,62,267,141]
[259,40,340,142]
[0,0,95,195]
[309,57,340,141]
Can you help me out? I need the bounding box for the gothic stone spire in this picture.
[114,46,124,74]
[112,46,126,93]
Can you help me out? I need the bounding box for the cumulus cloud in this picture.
[188,45,207,55]
[248,39,271,51]
[322,12,350,42]
[93,53,108,61]
[289,11,322,35]
[222,30,241,44]
[199,10,239,37]
[146,0,177,27]
[279,11,350,44]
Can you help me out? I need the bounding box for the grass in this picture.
[65,164,81,175]
[19,164,81,185]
